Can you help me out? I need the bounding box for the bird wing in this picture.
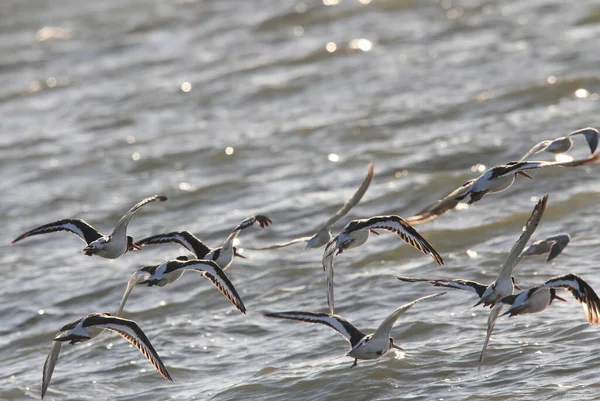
[41,341,62,399]
[11,218,102,245]
[406,179,474,225]
[112,195,168,236]
[497,195,548,281]
[569,127,599,155]
[343,215,444,265]
[478,302,505,369]
[546,234,570,262]
[230,215,273,233]
[489,161,559,179]
[176,259,246,314]
[322,237,338,314]
[519,140,553,161]
[244,236,313,250]
[264,311,366,346]
[396,276,487,297]
[372,293,445,341]
[84,314,172,381]
[115,272,147,316]
[223,215,273,247]
[321,161,374,230]
[540,274,600,325]
[551,152,600,167]
[248,162,372,250]
[135,231,210,258]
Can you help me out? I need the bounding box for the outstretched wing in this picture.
[231,215,272,232]
[343,215,444,265]
[135,231,211,258]
[519,140,554,161]
[396,276,487,297]
[373,293,445,340]
[541,274,600,325]
[244,236,313,250]
[12,218,102,245]
[41,341,62,399]
[223,215,273,247]
[520,233,570,262]
[546,234,570,262]
[569,127,599,155]
[176,259,246,314]
[478,303,505,370]
[112,195,168,236]
[115,272,148,316]
[84,314,172,381]
[489,161,557,179]
[322,237,339,314]
[321,161,374,229]
[551,152,600,167]
[406,179,474,225]
[264,311,365,347]
[497,195,548,281]
[247,162,373,250]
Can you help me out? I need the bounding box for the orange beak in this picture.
[517,171,533,179]
[555,294,568,302]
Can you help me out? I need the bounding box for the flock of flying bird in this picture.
[9,127,600,398]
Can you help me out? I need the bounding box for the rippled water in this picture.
[2,0,600,400]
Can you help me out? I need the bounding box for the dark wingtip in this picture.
[11,234,25,245]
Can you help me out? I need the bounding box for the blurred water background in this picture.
[2,0,600,400]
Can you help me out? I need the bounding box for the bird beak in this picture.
[234,250,246,259]
[513,282,522,291]
[132,243,142,251]
[555,294,568,302]
[392,344,404,351]
[517,171,533,179]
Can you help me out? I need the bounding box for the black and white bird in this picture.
[517,233,570,263]
[323,215,443,313]
[453,161,557,205]
[115,256,246,316]
[249,162,374,250]
[398,196,547,308]
[479,274,600,367]
[135,215,271,270]
[42,312,172,399]
[264,292,444,368]
[406,155,598,225]
[11,195,167,259]
[519,127,599,161]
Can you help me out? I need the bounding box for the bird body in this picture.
[398,196,547,308]
[265,293,444,367]
[42,313,172,399]
[519,127,599,161]
[136,215,271,270]
[12,195,167,259]
[323,215,443,314]
[116,257,246,316]
[479,273,600,367]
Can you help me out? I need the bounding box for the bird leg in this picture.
[350,359,358,368]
